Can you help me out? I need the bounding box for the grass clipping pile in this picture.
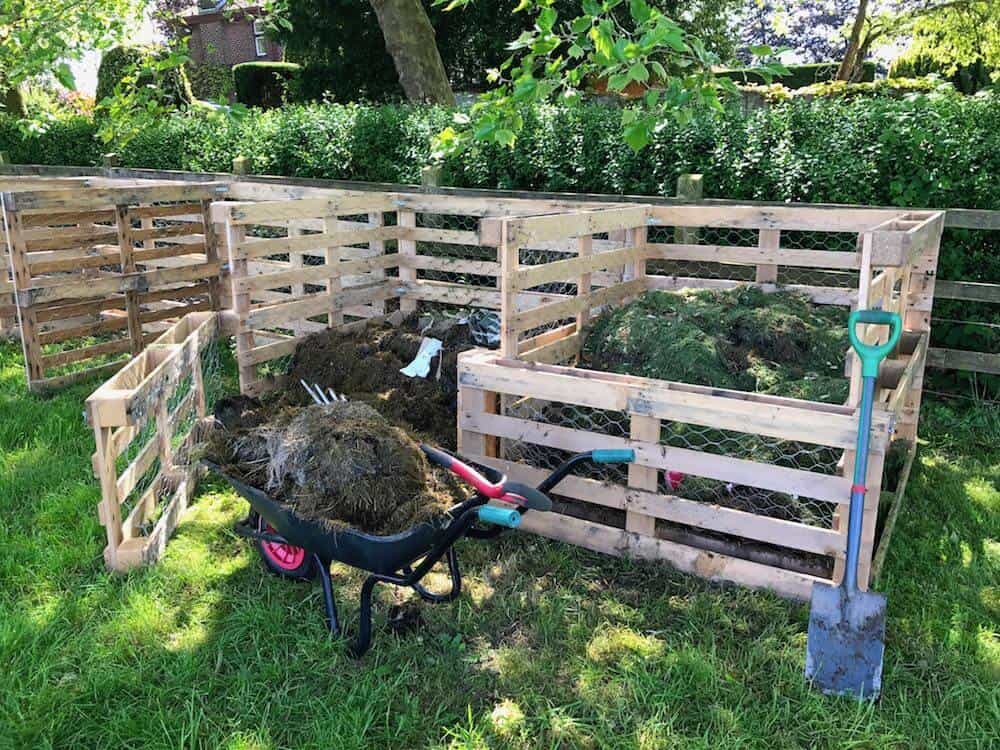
[581,287,850,403]
[206,400,465,535]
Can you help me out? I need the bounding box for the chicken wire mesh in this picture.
[501,396,840,531]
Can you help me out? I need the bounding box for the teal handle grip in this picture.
[592,449,636,464]
[849,309,902,378]
[478,505,521,528]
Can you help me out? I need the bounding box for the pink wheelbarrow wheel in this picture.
[253,512,316,580]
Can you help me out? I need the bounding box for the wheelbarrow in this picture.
[203,446,635,657]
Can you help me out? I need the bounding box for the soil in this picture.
[580,287,851,404]
[284,313,476,449]
[206,399,467,535]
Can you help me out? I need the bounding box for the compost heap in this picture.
[285,313,477,448]
[206,399,466,535]
[580,287,850,403]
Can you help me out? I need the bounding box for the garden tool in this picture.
[301,380,348,405]
[805,309,901,700]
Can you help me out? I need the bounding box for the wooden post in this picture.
[5,204,44,386]
[225,220,255,392]
[626,414,659,539]
[575,235,592,334]
[499,221,520,357]
[232,156,250,176]
[324,217,344,328]
[398,210,418,314]
[857,446,886,590]
[756,229,779,284]
[368,211,387,316]
[287,220,306,335]
[675,174,703,245]
[102,153,120,170]
[896,224,941,442]
[115,205,144,356]
[458,386,499,460]
[200,198,222,311]
[90,416,123,570]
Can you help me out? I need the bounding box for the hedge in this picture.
[718,61,876,89]
[1,93,997,392]
[96,46,192,107]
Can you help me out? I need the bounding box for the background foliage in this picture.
[96,45,193,107]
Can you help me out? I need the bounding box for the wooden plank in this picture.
[400,226,479,245]
[19,262,221,306]
[398,210,417,314]
[504,206,650,245]
[515,245,643,288]
[459,356,890,451]
[228,196,398,224]
[462,410,852,503]
[131,223,203,242]
[235,253,399,293]
[648,204,903,232]
[511,278,647,331]
[645,274,858,306]
[516,511,821,600]
[927,347,1000,376]
[40,336,132,369]
[470,454,845,556]
[934,280,1000,304]
[24,227,119,252]
[235,226,398,259]
[647,241,860,271]
[31,359,127,394]
[20,209,116,227]
[244,281,393,330]
[10,183,228,212]
[128,202,204,219]
[408,255,500,277]
[627,415,659,536]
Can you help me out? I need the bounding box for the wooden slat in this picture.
[131,223,203,242]
[648,242,861,271]
[512,278,646,331]
[10,182,227,212]
[244,281,393,330]
[461,410,851,503]
[228,196,398,224]
[934,280,1000,304]
[645,275,858,306]
[129,202,203,219]
[25,227,119,252]
[40,337,132,369]
[927,347,1000,375]
[235,226,398,260]
[408,255,500,276]
[515,245,643,288]
[401,226,479,245]
[501,206,650,246]
[235,253,399,293]
[20,209,116,227]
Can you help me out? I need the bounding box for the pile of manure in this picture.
[206,399,466,535]
[580,287,850,403]
[285,313,477,448]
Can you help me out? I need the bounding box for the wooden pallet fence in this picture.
[459,204,944,598]
[2,181,227,392]
[86,312,220,571]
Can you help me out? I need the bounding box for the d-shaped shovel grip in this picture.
[848,309,902,378]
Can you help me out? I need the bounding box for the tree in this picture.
[434,0,785,154]
[0,0,144,97]
[369,0,455,104]
[894,0,1000,81]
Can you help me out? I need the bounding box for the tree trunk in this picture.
[368,0,455,105]
[837,0,870,81]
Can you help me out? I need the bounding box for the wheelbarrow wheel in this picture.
[251,513,316,581]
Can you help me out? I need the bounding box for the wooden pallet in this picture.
[86,312,220,571]
[457,203,944,598]
[2,181,227,392]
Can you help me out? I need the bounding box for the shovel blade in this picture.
[805,582,886,700]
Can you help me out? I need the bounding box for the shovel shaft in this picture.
[844,375,875,593]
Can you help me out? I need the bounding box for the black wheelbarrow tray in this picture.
[203,445,636,657]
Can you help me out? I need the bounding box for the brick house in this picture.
[183,1,283,66]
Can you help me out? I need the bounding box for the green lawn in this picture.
[0,339,997,750]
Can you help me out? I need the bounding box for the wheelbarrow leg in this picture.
[410,547,462,603]
[348,576,379,658]
[315,555,340,636]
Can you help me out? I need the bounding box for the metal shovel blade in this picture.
[805,581,886,700]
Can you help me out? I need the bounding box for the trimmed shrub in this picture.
[96,46,193,106]
[186,64,235,102]
[718,61,876,89]
[233,62,301,109]
[889,50,996,94]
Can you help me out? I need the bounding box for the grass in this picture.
[0,339,997,749]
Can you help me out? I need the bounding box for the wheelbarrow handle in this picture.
[848,309,902,378]
[421,444,507,499]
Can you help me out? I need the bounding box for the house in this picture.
[182,0,283,67]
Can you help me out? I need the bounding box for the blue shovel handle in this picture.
[848,309,902,378]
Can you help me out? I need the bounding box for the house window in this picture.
[253,18,267,57]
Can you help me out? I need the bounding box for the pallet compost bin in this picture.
[57,173,940,588]
[457,204,944,598]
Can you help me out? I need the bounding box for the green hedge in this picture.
[186,64,235,102]
[1,93,997,392]
[889,51,996,94]
[96,46,192,107]
[718,62,876,89]
[233,62,301,109]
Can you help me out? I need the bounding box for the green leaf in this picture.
[608,73,631,91]
[629,62,649,83]
[537,7,557,33]
[623,120,650,151]
[495,128,516,147]
[629,0,652,24]
[750,44,773,57]
[54,62,76,90]
[571,16,592,34]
